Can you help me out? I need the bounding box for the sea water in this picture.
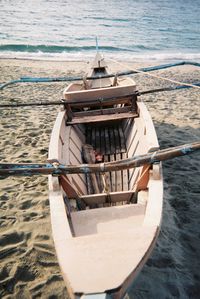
[0,0,200,61]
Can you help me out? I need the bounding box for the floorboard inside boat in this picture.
[85,121,128,194]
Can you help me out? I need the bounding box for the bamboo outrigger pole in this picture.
[0,82,200,109]
[1,61,200,90]
[0,142,199,177]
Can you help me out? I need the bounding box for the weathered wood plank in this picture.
[82,144,99,194]
[80,191,135,205]
[105,127,111,155]
[64,93,135,107]
[128,137,139,158]
[123,118,131,135]
[95,127,101,153]
[71,177,85,196]
[109,154,116,192]
[69,150,87,194]
[69,140,82,164]
[86,125,92,144]
[60,175,80,199]
[115,153,122,192]
[66,112,138,125]
[108,127,116,155]
[122,153,129,191]
[114,125,121,154]
[118,125,126,153]
[103,155,111,192]
[91,127,96,149]
[129,168,141,191]
[136,165,150,191]
[69,147,82,164]
[100,127,105,155]
[73,124,85,144]
[73,106,132,117]
[128,133,140,185]
[127,124,137,153]
[70,128,83,151]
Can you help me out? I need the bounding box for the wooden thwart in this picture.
[65,93,138,124]
[67,112,138,124]
[73,106,133,118]
[63,93,137,107]
[80,190,135,206]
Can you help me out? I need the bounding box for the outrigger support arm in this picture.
[1,61,200,90]
[139,83,200,96]
[0,81,199,109]
[0,141,199,177]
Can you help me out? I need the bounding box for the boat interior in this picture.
[61,116,150,203]
[57,80,161,240]
[58,105,156,238]
[48,98,162,295]
[49,53,161,240]
[60,75,150,204]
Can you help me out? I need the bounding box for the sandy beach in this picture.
[0,58,200,299]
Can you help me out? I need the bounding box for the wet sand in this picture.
[0,58,200,299]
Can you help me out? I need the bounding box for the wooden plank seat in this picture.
[80,190,135,206]
[65,93,138,124]
[66,111,138,125]
[63,93,137,107]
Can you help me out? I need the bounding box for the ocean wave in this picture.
[0,44,132,53]
[0,44,199,63]
[130,52,200,62]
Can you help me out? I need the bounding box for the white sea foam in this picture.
[1,50,200,63]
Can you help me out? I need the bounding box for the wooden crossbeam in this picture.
[80,191,135,206]
[73,106,132,118]
[65,93,138,124]
[63,93,137,108]
[66,112,138,125]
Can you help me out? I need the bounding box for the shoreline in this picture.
[0,50,200,64]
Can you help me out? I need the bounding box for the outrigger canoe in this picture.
[48,52,163,298]
[0,51,200,299]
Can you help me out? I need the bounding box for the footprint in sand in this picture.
[0,231,24,247]
[18,199,33,210]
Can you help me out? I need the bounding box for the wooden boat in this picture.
[48,52,163,299]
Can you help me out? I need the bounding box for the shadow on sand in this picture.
[130,122,200,299]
